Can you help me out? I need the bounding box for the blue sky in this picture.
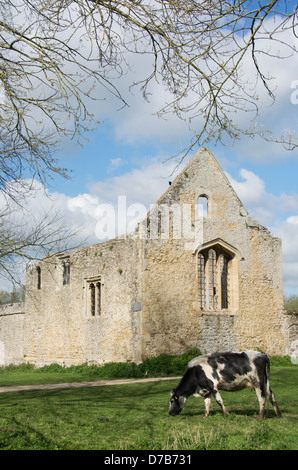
[54,125,298,202]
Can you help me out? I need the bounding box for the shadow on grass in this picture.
[0,415,58,450]
[180,408,283,419]
[0,375,296,450]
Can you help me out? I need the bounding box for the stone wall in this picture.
[199,313,238,353]
[236,226,285,355]
[24,237,143,366]
[0,303,25,366]
[138,147,286,359]
[282,311,298,361]
[139,237,202,358]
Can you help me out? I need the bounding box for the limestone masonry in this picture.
[0,148,297,366]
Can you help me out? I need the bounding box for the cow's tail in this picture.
[264,354,271,415]
[265,354,271,396]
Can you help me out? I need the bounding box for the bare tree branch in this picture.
[0,1,297,285]
[0,191,89,286]
[0,1,296,190]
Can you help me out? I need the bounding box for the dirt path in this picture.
[0,376,181,393]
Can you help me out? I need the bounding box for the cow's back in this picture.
[188,351,265,391]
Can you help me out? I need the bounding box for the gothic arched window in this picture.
[208,249,217,310]
[197,244,234,311]
[198,195,208,217]
[87,279,102,316]
[90,283,96,316]
[198,253,206,309]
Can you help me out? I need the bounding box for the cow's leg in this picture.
[203,396,211,418]
[268,387,282,418]
[255,386,266,420]
[211,390,228,415]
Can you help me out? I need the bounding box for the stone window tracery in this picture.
[86,278,102,316]
[90,283,96,316]
[198,253,206,309]
[197,244,235,311]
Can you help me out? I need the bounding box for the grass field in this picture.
[0,367,297,450]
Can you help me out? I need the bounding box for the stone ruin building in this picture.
[0,147,297,366]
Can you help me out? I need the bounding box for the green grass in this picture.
[0,368,297,450]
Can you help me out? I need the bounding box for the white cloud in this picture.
[273,216,298,294]
[107,158,128,173]
[287,215,298,224]
[89,157,180,208]
[226,169,298,295]
[226,169,275,225]
[276,218,298,262]
[67,193,99,217]
[226,169,298,225]
[227,169,266,206]
[218,23,298,163]
[86,17,298,164]
[0,157,182,260]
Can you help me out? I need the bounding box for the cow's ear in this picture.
[170,390,174,395]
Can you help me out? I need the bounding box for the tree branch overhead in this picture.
[0,0,297,283]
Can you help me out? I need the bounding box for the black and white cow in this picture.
[169,351,281,419]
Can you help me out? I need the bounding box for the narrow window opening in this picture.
[87,278,102,316]
[96,281,101,316]
[198,196,208,217]
[220,255,229,309]
[198,253,206,309]
[37,266,41,290]
[208,249,217,310]
[90,283,95,316]
[63,261,70,286]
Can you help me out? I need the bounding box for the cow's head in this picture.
[169,390,186,416]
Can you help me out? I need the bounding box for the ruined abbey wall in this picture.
[0,148,292,367]
[22,237,143,366]
[0,303,25,366]
[138,148,285,359]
